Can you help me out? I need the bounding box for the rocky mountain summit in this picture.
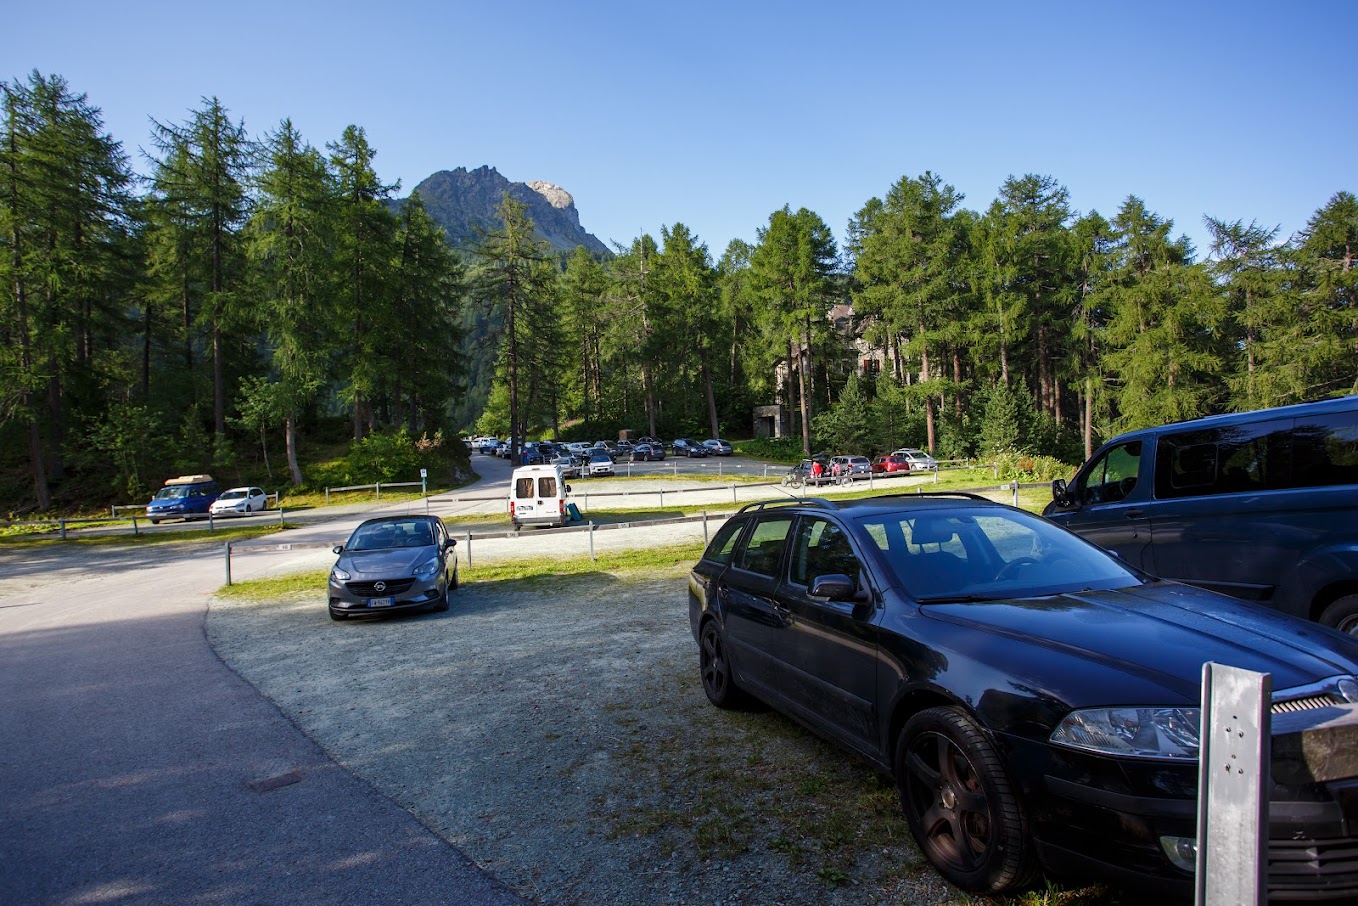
[404,166,609,256]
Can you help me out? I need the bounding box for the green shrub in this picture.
[992,450,1077,483]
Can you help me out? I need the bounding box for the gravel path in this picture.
[206,570,974,905]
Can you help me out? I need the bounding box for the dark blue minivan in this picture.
[1045,396,1358,633]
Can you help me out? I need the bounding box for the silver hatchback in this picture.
[327,515,458,621]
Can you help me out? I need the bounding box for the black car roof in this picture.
[735,492,1000,518]
[355,514,441,526]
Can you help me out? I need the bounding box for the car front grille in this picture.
[347,579,415,597]
[1269,836,1358,897]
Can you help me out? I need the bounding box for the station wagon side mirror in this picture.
[809,574,863,602]
[332,544,344,554]
[1051,478,1072,508]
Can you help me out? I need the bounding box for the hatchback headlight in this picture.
[1050,707,1200,759]
[413,557,440,580]
[330,566,351,583]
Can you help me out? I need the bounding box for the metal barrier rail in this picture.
[3,509,288,540]
[324,481,424,505]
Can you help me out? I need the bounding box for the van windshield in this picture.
[153,486,191,500]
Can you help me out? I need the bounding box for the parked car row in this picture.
[146,474,269,523]
[474,435,740,462]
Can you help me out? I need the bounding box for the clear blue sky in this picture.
[11,0,1355,260]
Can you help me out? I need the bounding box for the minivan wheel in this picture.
[1319,595,1358,636]
[896,707,1036,895]
[699,621,746,709]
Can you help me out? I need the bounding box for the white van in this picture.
[509,464,572,528]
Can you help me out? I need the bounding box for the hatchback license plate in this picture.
[367,597,394,608]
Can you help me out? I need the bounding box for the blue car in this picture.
[146,474,220,523]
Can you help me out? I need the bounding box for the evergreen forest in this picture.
[3,70,1355,514]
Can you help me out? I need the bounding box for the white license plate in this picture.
[367,597,394,608]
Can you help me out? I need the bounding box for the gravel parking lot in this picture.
[207,569,972,905]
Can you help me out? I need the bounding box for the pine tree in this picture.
[245,118,334,485]
[750,206,838,454]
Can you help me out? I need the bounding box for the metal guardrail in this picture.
[324,481,423,504]
[2,508,288,540]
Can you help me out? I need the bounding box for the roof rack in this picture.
[853,491,994,503]
[736,498,834,515]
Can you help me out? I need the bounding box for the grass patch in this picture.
[457,542,706,584]
[217,569,328,601]
[0,521,297,548]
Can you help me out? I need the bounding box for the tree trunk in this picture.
[703,362,720,440]
[286,413,304,486]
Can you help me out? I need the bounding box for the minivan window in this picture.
[1078,441,1141,505]
[537,476,557,497]
[1155,418,1294,498]
[1292,410,1358,487]
[514,477,534,497]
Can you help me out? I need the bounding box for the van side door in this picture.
[1045,439,1154,571]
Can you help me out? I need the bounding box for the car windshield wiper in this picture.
[916,593,1004,604]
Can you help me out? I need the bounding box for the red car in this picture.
[872,455,911,474]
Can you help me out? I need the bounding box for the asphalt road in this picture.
[0,456,935,905]
[0,485,534,904]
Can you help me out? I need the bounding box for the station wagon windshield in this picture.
[854,507,1139,602]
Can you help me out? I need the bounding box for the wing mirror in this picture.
[809,574,869,603]
[332,544,344,554]
[1051,478,1072,508]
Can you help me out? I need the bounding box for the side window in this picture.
[702,519,745,565]
[790,518,861,587]
[538,476,557,497]
[1078,441,1142,505]
[1293,411,1358,488]
[1155,420,1291,498]
[514,477,534,498]
[734,516,794,578]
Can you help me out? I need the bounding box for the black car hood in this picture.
[923,581,1358,700]
[339,548,431,577]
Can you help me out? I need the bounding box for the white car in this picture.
[209,486,268,516]
[892,448,939,471]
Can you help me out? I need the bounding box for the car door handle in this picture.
[1125,509,1144,519]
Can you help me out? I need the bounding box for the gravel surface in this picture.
[206,570,977,905]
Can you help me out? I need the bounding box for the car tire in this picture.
[329,609,346,621]
[431,590,450,613]
[895,706,1036,895]
[1319,594,1358,636]
[149,519,160,525]
[448,566,459,592]
[698,620,748,709]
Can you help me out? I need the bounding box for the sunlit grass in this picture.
[0,521,296,548]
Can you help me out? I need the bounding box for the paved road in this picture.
[0,457,939,905]
[0,487,532,904]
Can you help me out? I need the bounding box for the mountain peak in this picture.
[404,168,607,256]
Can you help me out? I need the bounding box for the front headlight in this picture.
[413,557,440,580]
[330,566,351,583]
[1050,707,1200,759]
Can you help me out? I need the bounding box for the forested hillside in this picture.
[2,70,1355,514]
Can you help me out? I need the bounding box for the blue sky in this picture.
[11,1,1355,260]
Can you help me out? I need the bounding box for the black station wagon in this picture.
[688,494,1358,898]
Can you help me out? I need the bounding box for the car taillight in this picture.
[509,500,516,516]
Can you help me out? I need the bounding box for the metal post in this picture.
[224,542,233,586]
[132,516,139,537]
[703,511,709,545]
[326,487,330,505]
[659,489,664,509]
[60,518,67,541]
[731,483,737,503]
[1196,663,1270,906]
[208,514,214,533]
[1012,482,1019,508]
[376,482,381,501]
[588,521,596,561]
[465,531,472,569]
